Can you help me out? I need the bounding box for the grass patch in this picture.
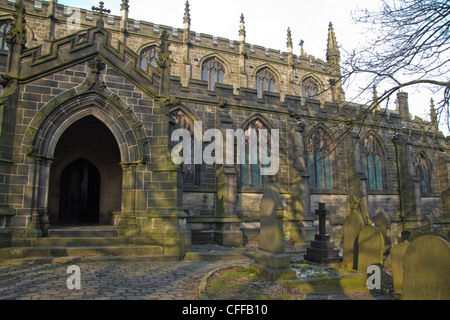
[202,264,398,300]
[203,266,297,300]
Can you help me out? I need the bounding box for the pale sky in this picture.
[52,0,448,135]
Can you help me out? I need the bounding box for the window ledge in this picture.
[239,186,265,193]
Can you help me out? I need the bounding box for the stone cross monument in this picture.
[304,203,342,265]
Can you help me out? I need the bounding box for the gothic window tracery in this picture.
[0,22,11,51]
[241,119,271,188]
[169,109,200,186]
[415,153,430,195]
[255,68,276,99]
[307,128,333,189]
[140,45,159,70]
[201,57,225,91]
[302,77,319,101]
[361,134,384,191]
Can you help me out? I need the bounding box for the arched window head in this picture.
[302,77,319,101]
[0,22,11,51]
[415,153,430,194]
[361,134,384,190]
[307,128,333,189]
[140,46,160,70]
[241,119,272,188]
[169,109,200,186]
[255,68,276,99]
[202,57,225,91]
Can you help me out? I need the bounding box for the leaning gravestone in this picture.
[374,211,390,247]
[408,229,424,242]
[343,209,364,270]
[430,230,449,241]
[250,177,296,280]
[402,235,450,300]
[356,225,384,273]
[390,241,410,294]
[420,216,434,234]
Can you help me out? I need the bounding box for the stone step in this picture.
[0,245,164,260]
[31,237,156,247]
[48,227,119,238]
[185,251,256,262]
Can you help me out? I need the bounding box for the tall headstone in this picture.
[408,229,424,242]
[391,241,410,294]
[374,211,391,247]
[343,209,364,270]
[402,235,450,300]
[356,225,384,272]
[250,177,296,280]
[304,203,342,265]
[420,216,434,234]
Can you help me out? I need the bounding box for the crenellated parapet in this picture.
[0,0,341,106]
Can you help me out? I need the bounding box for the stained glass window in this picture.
[255,68,276,99]
[302,77,319,100]
[169,109,200,186]
[140,46,159,70]
[0,23,11,51]
[308,128,333,189]
[202,57,225,91]
[361,134,384,190]
[415,153,430,194]
[241,119,271,188]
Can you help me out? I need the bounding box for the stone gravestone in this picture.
[430,230,449,241]
[304,203,342,265]
[374,211,390,247]
[343,209,364,270]
[356,225,384,273]
[390,241,410,294]
[250,177,296,280]
[408,229,424,242]
[420,216,434,234]
[402,235,450,300]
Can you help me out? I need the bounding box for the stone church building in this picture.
[0,0,448,259]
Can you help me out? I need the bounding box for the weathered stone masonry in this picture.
[0,0,448,256]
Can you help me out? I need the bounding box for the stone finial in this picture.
[239,13,246,38]
[326,21,340,65]
[183,1,191,26]
[6,0,27,50]
[430,98,438,128]
[120,0,129,11]
[373,85,380,111]
[157,30,173,69]
[287,27,293,53]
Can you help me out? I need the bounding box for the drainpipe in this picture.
[392,132,404,232]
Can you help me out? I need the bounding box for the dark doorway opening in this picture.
[59,158,101,224]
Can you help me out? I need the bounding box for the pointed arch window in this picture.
[361,134,384,190]
[307,128,333,189]
[0,22,11,51]
[415,153,430,195]
[202,57,225,91]
[140,45,159,70]
[241,119,271,188]
[302,77,319,101]
[169,109,200,186]
[255,68,276,99]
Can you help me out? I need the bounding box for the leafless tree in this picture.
[342,0,450,132]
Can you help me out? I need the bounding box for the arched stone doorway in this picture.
[48,115,122,225]
[25,92,148,232]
